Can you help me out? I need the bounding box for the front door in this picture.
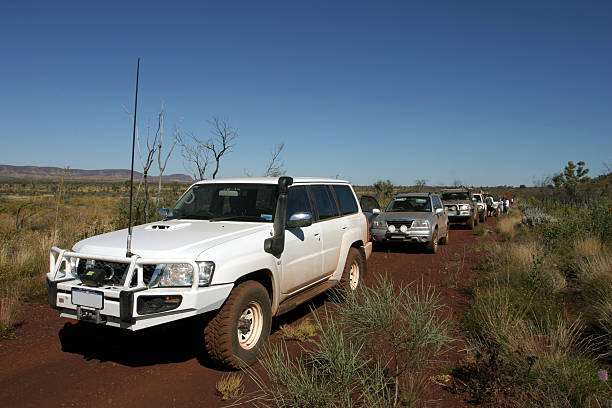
[280,186,323,295]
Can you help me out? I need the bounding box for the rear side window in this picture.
[332,185,358,215]
[286,186,312,220]
[310,185,339,220]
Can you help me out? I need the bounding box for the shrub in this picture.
[245,312,392,408]
[521,207,553,228]
[338,277,451,406]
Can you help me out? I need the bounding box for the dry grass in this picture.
[215,373,244,400]
[574,235,606,259]
[279,318,317,342]
[0,288,20,338]
[496,214,522,241]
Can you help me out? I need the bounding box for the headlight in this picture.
[154,262,215,287]
[372,220,387,229]
[460,204,470,210]
[412,219,430,229]
[158,263,194,287]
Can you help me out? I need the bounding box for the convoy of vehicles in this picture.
[46,176,500,367]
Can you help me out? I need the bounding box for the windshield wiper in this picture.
[209,215,266,222]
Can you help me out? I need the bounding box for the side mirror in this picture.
[158,208,169,218]
[287,212,313,228]
[435,208,444,214]
[372,208,381,214]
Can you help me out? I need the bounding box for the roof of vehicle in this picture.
[193,177,350,185]
[392,192,438,198]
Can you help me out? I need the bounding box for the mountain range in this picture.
[0,165,192,182]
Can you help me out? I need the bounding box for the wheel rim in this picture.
[349,260,360,290]
[237,301,264,350]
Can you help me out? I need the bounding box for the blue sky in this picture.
[1,1,611,186]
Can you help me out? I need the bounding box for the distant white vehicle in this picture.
[47,177,372,368]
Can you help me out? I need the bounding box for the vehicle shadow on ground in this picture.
[372,242,429,254]
[58,294,329,370]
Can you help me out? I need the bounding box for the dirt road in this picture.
[0,219,497,408]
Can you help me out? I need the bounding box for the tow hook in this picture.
[76,306,106,324]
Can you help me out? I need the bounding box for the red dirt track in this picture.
[0,219,498,408]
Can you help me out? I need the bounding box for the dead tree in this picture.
[155,102,181,204]
[123,105,159,223]
[181,132,211,180]
[206,117,237,179]
[263,143,285,177]
[181,116,237,180]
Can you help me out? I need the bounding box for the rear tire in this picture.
[338,248,365,295]
[204,281,271,369]
[426,229,439,253]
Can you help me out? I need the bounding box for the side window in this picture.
[310,185,339,220]
[286,186,312,220]
[332,185,358,215]
[360,195,380,213]
[433,196,442,209]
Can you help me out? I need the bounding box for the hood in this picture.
[72,220,270,260]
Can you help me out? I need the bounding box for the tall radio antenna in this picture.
[126,58,140,257]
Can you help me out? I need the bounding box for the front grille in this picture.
[76,259,157,287]
[387,220,413,229]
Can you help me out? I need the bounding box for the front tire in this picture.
[440,226,449,245]
[204,281,272,369]
[426,229,439,253]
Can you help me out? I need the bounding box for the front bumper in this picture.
[46,247,233,330]
[371,228,433,243]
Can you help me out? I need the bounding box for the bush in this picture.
[521,207,553,228]
[338,277,451,406]
[245,312,392,408]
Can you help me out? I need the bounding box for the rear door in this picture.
[310,185,344,276]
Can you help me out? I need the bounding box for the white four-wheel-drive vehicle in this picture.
[46,177,372,368]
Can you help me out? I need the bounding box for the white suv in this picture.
[46,177,372,368]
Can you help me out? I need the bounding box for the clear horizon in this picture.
[1,1,611,187]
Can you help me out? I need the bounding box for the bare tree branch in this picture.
[263,142,285,177]
[206,116,238,179]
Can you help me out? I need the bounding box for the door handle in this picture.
[341,226,348,230]
[314,233,321,240]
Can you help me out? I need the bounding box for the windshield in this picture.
[442,192,470,201]
[473,195,482,202]
[385,197,432,212]
[166,183,278,222]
